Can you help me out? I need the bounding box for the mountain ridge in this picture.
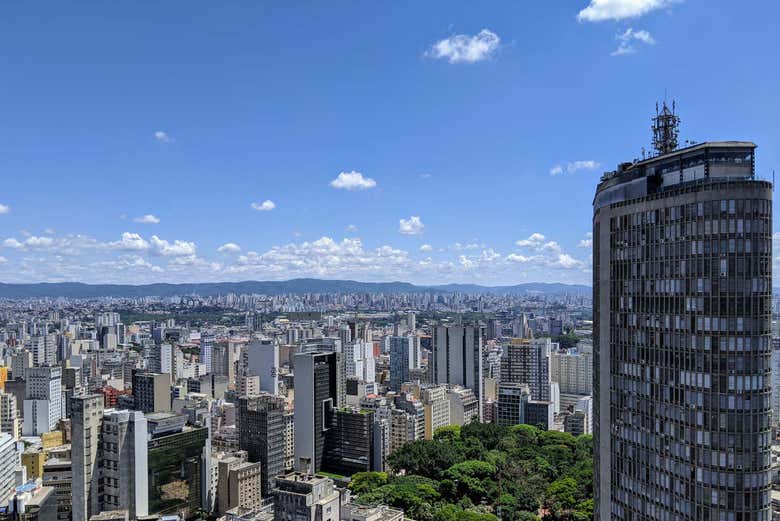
[0,279,592,298]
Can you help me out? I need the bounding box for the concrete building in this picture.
[23,367,62,436]
[0,392,20,439]
[131,373,170,414]
[246,340,280,396]
[388,336,415,392]
[550,350,592,396]
[430,326,484,419]
[72,395,104,521]
[273,473,340,521]
[344,341,375,384]
[500,338,551,402]
[446,387,479,426]
[496,383,529,427]
[293,352,338,473]
[217,456,262,515]
[593,114,772,521]
[99,410,148,519]
[237,394,286,498]
[421,386,450,439]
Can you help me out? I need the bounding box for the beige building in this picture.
[421,386,450,439]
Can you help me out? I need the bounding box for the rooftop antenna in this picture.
[652,100,680,155]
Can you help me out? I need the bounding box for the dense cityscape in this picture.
[1,2,778,521]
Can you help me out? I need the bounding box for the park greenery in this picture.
[349,423,593,521]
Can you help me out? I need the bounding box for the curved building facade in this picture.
[593,140,772,521]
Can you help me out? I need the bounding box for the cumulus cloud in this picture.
[419,244,433,252]
[251,200,276,212]
[330,171,377,191]
[611,28,656,56]
[549,160,601,176]
[346,225,359,233]
[578,232,594,248]
[399,216,425,235]
[578,0,676,22]
[149,235,197,256]
[516,233,547,248]
[154,130,173,143]
[109,232,150,252]
[217,242,241,253]
[133,214,160,224]
[426,29,500,64]
[0,256,7,263]
[0,204,9,214]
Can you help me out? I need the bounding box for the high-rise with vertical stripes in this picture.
[593,106,772,521]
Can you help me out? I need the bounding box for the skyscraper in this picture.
[23,366,62,436]
[430,325,484,419]
[293,351,338,473]
[593,107,771,521]
[71,394,104,521]
[237,394,286,498]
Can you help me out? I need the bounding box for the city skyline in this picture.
[1,1,778,286]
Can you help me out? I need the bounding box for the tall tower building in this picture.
[237,394,286,498]
[293,351,339,473]
[593,107,771,521]
[71,394,105,521]
[23,366,63,436]
[430,325,484,418]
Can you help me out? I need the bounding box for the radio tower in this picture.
[651,100,680,155]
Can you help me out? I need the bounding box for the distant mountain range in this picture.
[0,279,592,298]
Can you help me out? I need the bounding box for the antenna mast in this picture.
[652,100,681,155]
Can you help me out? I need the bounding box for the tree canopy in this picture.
[351,423,593,521]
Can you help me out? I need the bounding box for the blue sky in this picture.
[0,0,778,285]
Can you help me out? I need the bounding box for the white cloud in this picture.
[150,235,197,256]
[251,200,276,212]
[217,242,241,253]
[578,232,594,248]
[420,244,433,252]
[419,173,432,179]
[154,130,173,143]
[549,160,601,176]
[516,233,547,248]
[346,225,359,233]
[133,214,161,224]
[399,216,425,235]
[0,204,9,214]
[578,0,676,22]
[551,253,585,269]
[109,232,150,252]
[426,29,500,64]
[3,236,54,250]
[611,28,656,56]
[0,256,6,263]
[330,171,377,191]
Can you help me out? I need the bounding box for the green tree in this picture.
[348,472,388,495]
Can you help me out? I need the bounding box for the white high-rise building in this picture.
[247,339,280,395]
[550,349,592,395]
[23,366,62,436]
[431,325,484,419]
[101,409,149,518]
[0,433,19,503]
[344,341,375,383]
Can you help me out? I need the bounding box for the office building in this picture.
[200,335,214,375]
[322,408,375,476]
[146,414,210,518]
[216,457,262,515]
[132,373,171,414]
[99,410,148,519]
[273,473,341,521]
[446,386,479,426]
[237,394,285,498]
[246,340,280,395]
[388,336,417,392]
[500,338,551,401]
[496,383,529,427]
[430,325,484,419]
[23,366,62,436]
[344,341,375,384]
[421,386,450,439]
[550,349,592,395]
[593,107,772,521]
[0,392,20,439]
[293,352,338,473]
[72,395,104,521]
